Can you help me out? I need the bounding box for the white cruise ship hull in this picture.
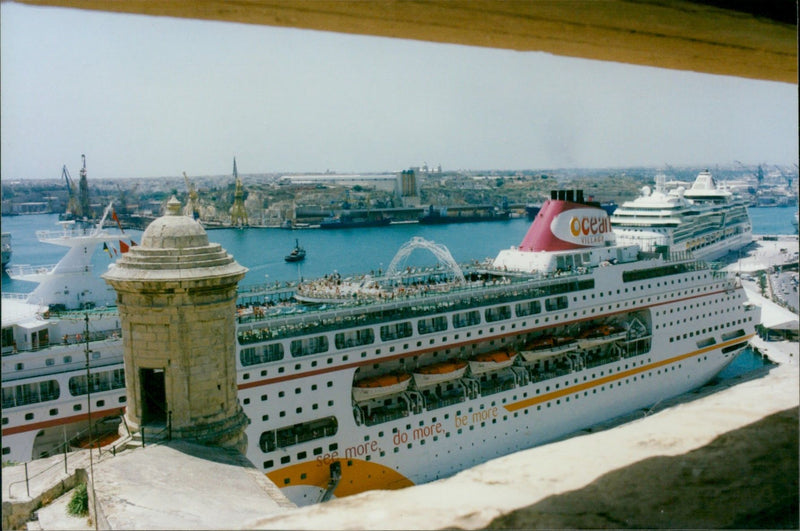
[237,264,757,506]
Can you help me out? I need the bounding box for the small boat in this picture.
[469,350,517,375]
[519,336,578,362]
[352,372,411,401]
[576,325,627,349]
[284,239,306,262]
[413,359,468,388]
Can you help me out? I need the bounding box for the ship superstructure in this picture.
[611,170,752,260]
[1,205,127,462]
[2,190,759,509]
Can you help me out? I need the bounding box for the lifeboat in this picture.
[519,336,578,362]
[576,325,627,349]
[413,360,468,388]
[352,372,411,402]
[469,351,517,375]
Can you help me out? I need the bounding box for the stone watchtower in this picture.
[103,197,249,452]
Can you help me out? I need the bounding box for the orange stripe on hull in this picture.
[504,335,753,413]
[1,407,126,436]
[267,457,414,498]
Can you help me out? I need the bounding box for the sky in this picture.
[1,3,797,180]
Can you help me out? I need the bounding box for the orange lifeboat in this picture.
[576,324,627,348]
[413,360,468,388]
[469,351,517,375]
[352,372,411,402]
[519,336,578,362]
[526,336,554,349]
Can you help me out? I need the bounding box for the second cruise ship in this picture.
[611,170,752,261]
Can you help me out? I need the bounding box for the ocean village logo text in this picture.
[316,407,499,466]
[550,207,612,246]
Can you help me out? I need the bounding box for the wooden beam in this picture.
[14,0,797,83]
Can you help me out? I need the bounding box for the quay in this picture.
[3,236,797,530]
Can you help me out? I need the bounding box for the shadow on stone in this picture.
[483,407,798,529]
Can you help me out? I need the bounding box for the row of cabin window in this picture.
[11,351,104,373]
[1,369,125,409]
[1,394,127,427]
[669,322,748,343]
[241,280,722,368]
[240,297,567,366]
[259,416,338,453]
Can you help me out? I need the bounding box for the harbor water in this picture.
[2,207,790,378]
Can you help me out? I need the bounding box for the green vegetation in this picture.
[758,271,768,296]
[67,482,89,517]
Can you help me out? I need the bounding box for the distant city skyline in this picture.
[1,3,797,181]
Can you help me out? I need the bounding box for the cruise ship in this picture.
[611,170,752,261]
[2,190,759,507]
[2,205,126,463]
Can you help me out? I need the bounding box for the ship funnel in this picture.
[517,189,614,252]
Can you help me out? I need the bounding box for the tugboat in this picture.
[284,239,306,262]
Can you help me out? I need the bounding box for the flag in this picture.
[102,242,112,257]
[112,209,125,234]
[119,240,130,253]
[130,239,137,247]
[112,245,118,256]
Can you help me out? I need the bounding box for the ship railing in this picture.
[2,354,124,385]
[4,263,58,277]
[529,367,571,382]
[48,306,119,319]
[6,263,104,278]
[662,250,699,263]
[584,352,620,370]
[1,292,29,301]
[423,394,466,411]
[1,330,122,358]
[36,227,100,241]
[237,270,592,341]
[362,405,410,426]
[619,338,652,359]
[478,376,517,397]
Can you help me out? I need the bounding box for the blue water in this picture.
[1,214,533,291]
[0,207,785,379]
[747,206,798,235]
[3,206,793,290]
[208,219,530,288]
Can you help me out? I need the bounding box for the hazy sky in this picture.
[1,3,797,180]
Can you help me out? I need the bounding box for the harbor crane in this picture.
[61,165,80,218]
[734,160,763,186]
[115,183,139,216]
